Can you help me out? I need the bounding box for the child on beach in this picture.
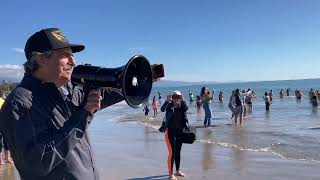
[152,96,158,118]
[196,95,202,114]
[143,103,150,119]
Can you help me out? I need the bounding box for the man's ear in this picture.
[35,54,47,68]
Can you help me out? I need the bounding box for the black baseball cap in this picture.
[24,28,85,60]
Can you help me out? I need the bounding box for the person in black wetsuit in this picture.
[234,89,243,125]
[161,90,189,180]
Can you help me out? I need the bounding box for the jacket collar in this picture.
[19,74,57,93]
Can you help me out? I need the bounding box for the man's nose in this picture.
[68,56,76,66]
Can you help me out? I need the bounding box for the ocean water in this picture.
[103,79,320,163]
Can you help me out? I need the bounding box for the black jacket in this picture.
[161,100,189,129]
[0,74,124,180]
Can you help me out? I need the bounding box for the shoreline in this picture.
[94,119,320,180]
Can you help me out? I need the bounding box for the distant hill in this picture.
[153,80,219,87]
[0,76,22,83]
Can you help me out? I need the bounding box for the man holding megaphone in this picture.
[0,28,164,180]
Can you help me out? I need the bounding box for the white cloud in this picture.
[11,48,24,53]
[0,64,24,82]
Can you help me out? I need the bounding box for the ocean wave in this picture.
[139,121,162,130]
[196,139,320,163]
[307,126,320,130]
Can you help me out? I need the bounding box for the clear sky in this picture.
[1,0,320,82]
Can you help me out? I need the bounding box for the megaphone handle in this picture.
[81,83,101,114]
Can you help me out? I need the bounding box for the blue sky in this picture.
[1,0,320,82]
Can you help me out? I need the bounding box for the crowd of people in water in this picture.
[143,87,320,126]
[142,87,320,180]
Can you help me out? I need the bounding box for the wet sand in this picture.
[1,112,320,180]
[93,119,320,180]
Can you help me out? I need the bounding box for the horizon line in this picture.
[161,77,320,84]
[1,77,319,84]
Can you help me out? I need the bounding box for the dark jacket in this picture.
[161,100,189,129]
[0,75,124,180]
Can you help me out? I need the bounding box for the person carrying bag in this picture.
[177,123,196,144]
[160,90,192,180]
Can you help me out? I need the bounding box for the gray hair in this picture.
[23,51,53,75]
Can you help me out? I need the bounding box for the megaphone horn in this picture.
[71,55,153,108]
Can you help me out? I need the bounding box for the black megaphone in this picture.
[71,55,153,108]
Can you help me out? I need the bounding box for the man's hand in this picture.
[84,90,102,113]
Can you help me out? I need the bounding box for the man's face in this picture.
[42,48,76,87]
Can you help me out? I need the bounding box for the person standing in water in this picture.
[286,88,290,96]
[245,88,253,112]
[234,89,243,125]
[311,90,318,107]
[264,92,271,111]
[309,88,313,102]
[241,89,248,117]
[212,90,215,101]
[218,92,224,103]
[296,90,303,100]
[201,87,213,127]
[188,90,194,105]
[280,89,285,98]
[158,91,162,104]
[228,90,236,119]
[161,91,189,180]
[317,90,320,101]
[152,96,159,118]
[196,95,202,114]
[268,90,274,102]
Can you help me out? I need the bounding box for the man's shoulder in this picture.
[5,87,32,107]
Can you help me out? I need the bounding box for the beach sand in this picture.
[1,112,320,180]
[92,118,320,180]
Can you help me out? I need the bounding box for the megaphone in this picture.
[71,55,153,108]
